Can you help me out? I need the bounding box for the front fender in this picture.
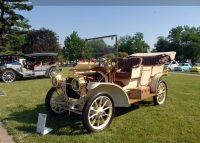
[87,82,130,107]
[45,66,57,74]
[3,68,21,76]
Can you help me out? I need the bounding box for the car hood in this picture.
[190,66,200,69]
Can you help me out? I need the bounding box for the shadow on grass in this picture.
[15,76,49,82]
[4,100,155,135]
[4,104,87,136]
[0,76,48,83]
[115,100,154,117]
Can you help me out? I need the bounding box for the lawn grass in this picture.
[0,67,200,143]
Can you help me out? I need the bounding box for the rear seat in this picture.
[141,55,170,66]
[115,57,143,78]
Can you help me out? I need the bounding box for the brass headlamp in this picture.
[71,76,87,95]
[52,74,63,87]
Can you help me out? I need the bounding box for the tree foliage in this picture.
[0,0,33,52]
[23,28,61,54]
[118,52,128,57]
[63,31,83,61]
[103,53,115,59]
[153,36,170,52]
[118,32,150,55]
[153,25,200,62]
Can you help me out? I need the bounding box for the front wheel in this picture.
[1,70,16,82]
[45,87,68,116]
[48,67,58,78]
[153,80,167,105]
[82,92,115,132]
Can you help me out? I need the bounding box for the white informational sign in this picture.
[36,113,53,135]
[0,88,6,96]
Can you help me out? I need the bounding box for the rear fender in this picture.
[87,82,130,107]
[149,73,163,93]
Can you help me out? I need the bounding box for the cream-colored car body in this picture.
[53,51,175,111]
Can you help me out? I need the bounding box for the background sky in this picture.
[19,6,200,50]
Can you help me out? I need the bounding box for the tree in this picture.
[118,33,150,55]
[154,25,200,62]
[168,26,185,60]
[118,52,128,57]
[63,31,83,62]
[133,32,150,53]
[118,35,134,55]
[153,36,170,52]
[85,45,94,60]
[103,53,115,59]
[0,0,33,52]
[23,28,61,54]
[182,26,200,61]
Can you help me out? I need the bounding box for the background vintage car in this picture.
[174,63,192,72]
[190,63,200,72]
[164,60,179,71]
[0,53,61,82]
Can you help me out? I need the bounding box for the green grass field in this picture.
[0,67,200,143]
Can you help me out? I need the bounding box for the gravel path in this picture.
[0,121,15,143]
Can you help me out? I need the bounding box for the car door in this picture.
[171,61,178,70]
[184,63,189,71]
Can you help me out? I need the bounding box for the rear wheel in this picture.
[153,80,167,105]
[82,92,115,132]
[45,87,68,116]
[1,70,16,82]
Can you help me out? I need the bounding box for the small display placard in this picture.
[0,88,6,96]
[36,113,53,135]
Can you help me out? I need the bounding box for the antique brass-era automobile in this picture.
[45,35,176,132]
[0,53,60,82]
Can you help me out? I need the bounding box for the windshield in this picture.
[194,63,200,66]
[82,35,118,63]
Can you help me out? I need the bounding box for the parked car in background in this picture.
[174,63,192,72]
[164,60,179,71]
[190,63,200,73]
[0,53,61,82]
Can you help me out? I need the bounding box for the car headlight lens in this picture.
[71,76,86,92]
[52,77,57,86]
[52,74,62,87]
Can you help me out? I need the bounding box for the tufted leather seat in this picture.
[137,55,170,66]
[112,57,125,69]
[121,57,143,72]
[115,57,143,78]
